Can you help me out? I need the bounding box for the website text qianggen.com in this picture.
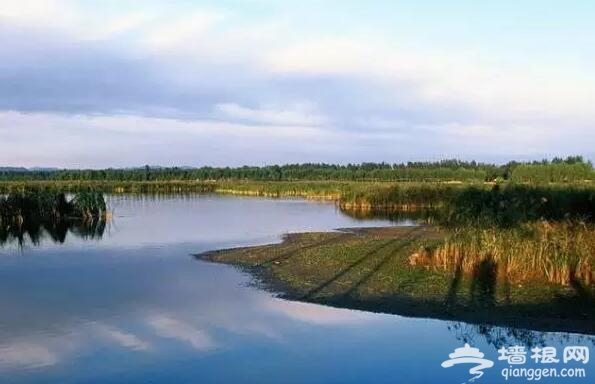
[502,366,586,381]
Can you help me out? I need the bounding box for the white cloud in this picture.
[0,1,593,165]
[215,102,328,126]
[265,37,595,124]
[1,110,593,167]
[142,10,225,50]
[0,0,78,26]
[86,12,154,40]
[0,111,326,139]
[266,38,377,75]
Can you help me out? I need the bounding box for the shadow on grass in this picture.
[294,251,595,335]
[469,257,497,308]
[256,233,351,267]
[196,226,595,336]
[445,256,464,309]
[342,229,424,298]
[300,237,400,300]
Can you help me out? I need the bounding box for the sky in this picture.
[1,0,594,168]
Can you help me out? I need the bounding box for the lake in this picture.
[0,195,592,383]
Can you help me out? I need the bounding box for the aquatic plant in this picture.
[340,183,595,227]
[339,183,462,211]
[0,188,107,222]
[0,215,106,247]
[411,221,595,286]
[0,189,108,246]
[69,190,107,218]
[442,184,595,228]
[339,183,595,287]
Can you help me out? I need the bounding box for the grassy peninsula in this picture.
[199,226,595,334]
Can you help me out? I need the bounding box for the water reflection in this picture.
[340,206,431,224]
[0,193,413,250]
[0,251,384,378]
[0,195,592,383]
[0,218,106,247]
[447,321,595,352]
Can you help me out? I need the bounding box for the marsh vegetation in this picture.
[197,177,595,333]
[2,158,594,333]
[340,183,595,285]
[0,189,107,246]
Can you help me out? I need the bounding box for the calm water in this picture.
[0,195,592,384]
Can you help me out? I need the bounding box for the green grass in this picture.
[198,226,595,334]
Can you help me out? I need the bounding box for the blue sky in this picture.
[1,0,594,167]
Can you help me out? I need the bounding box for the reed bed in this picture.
[340,183,595,226]
[0,189,109,246]
[0,188,108,222]
[339,182,464,211]
[0,180,218,194]
[442,184,595,228]
[213,181,359,200]
[345,183,595,287]
[411,221,595,286]
[2,180,594,289]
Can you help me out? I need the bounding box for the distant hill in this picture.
[0,167,28,172]
[0,167,59,173]
[28,167,60,172]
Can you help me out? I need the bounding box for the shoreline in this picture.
[196,225,595,336]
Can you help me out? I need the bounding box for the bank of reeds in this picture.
[3,180,594,288]
[442,184,595,228]
[0,179,377,198]
[0,180,218,194]
[411,222,594,286]
[0,189,109,246]
[346,183,595,287]
[339,182,463,211]
[213,181,357,200]
[340,183,595,225]
[0,188,108,223]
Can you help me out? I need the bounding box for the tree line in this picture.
[0,157,592,183]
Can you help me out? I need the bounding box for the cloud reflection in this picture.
[94,324,151,352]
[148,314,217,351]
[0,342,58,369]
[264,298,380,325]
